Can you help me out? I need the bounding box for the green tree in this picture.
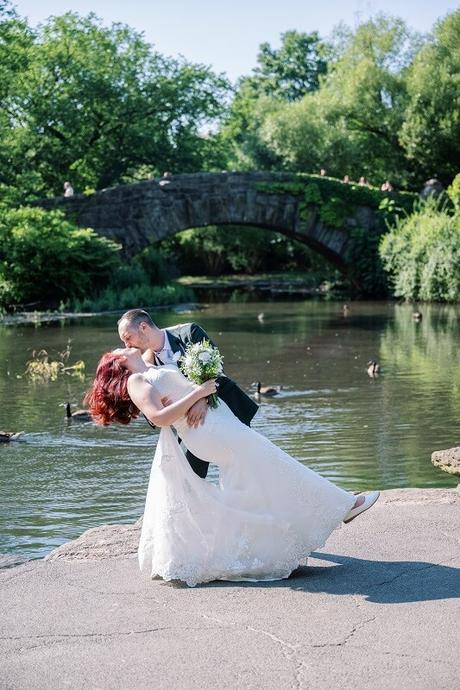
[400,10,460,185]
[256,16,420,184]
[320,16,418,183]
[0,11,229,197]
[251,30,328,101]
[222,88,283,170]
[222,31,329,169]
[0,2,37,198]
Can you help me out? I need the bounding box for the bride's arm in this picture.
[127,374,216,427]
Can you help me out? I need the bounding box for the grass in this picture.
[72,282,195,313]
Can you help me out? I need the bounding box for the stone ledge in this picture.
[44,488,459,563]
[44,518,143,562]
[2,486,460,688]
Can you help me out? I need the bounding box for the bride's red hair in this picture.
[85,352,140,426]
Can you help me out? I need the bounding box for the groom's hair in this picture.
[118,309,155,329]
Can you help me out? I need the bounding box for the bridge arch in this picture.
[36,171,396,285]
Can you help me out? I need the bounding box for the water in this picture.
[1,300,458,560]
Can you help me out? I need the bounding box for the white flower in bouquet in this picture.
[179,339,224,408]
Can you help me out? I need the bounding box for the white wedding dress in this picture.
[138,365,356,587]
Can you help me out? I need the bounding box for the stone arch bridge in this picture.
[37,172,388,281]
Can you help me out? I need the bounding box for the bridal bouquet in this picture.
[179,340,224,409]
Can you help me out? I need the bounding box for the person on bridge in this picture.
[63,181,74,197]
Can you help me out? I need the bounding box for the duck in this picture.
[0,431,23,443]
[412,311,422,322]
[66,402,93,422]
[342,303,350,316]
[255,382,279,398]
[257,312,265,323]
[367,360,380,377]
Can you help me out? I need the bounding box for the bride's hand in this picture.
[197,378,218,398]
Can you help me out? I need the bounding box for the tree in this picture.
[320,16,417,183]
[222,17,423,183]
[0,11,230,197]
[400,10,460,185]
[251,30,328,101]
[221,31,329,169]
[0,2,35,194]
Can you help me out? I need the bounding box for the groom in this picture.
[117,308,259,478]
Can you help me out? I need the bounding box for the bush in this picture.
[379,199,460,302]
[0,206,120,309]
[347,227,389,297]
[136,245,173,284]
[73,283,194,312]
[69,241,187,312]
[448,173,460,211]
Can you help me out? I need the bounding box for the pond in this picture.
[1,300,458,560]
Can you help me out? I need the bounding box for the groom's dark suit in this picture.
[152,322,259,479]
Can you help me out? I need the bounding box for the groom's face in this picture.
[118,319,149,353]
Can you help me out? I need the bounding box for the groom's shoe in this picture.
[343,491,380,524]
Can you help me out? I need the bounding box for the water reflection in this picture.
[0,301,458,559]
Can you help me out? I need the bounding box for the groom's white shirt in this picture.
[153,329,176,365]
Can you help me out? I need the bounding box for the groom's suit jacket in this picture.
[157,322,259,479]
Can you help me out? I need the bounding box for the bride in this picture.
[86,347,380,587]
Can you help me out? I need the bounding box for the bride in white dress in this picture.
[87,348,379,587]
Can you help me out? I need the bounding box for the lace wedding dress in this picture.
[138,365,355,586]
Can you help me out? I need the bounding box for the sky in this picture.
[13,0,458,82]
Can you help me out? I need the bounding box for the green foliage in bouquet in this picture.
[179,340,224,409]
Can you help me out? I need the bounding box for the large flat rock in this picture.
[1,488,460,689]
[431,447,460,475]
[44,517,144,562]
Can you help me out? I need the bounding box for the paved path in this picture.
[1,488,459,689]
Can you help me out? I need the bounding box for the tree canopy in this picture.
[222,12,459,188]
[0,7,229,198]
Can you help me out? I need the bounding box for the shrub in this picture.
[73,283,194,312]
[379,199,460,302]
[0,206,120,309]
[346,227,389,297]
[136,245,172,284]
[448,173,460,211]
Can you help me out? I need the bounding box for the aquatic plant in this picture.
[25,340,85,382]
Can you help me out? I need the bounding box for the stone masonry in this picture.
[36,172,380,271]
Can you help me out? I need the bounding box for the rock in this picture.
[44,517,143,562]
[0,553,30,569]
[431,447,460,475]
[420,178,444,200]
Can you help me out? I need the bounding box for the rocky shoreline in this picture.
[0,302,202,326]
